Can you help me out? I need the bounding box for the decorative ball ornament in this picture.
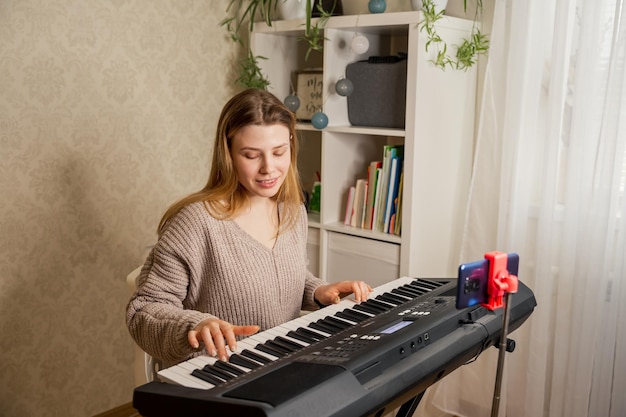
[335,79,354,97]
[284,95,300,112]
[311,112,329,129]
[368,0,387,13]
[351,35,370,55]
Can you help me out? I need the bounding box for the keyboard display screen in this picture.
[379,320,412,335]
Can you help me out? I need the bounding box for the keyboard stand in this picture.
[396,391,424,417]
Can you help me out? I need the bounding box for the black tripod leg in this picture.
[396,391,425,417]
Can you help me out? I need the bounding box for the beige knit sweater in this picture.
[126,201,326,368]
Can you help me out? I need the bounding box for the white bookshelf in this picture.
[252,11,477,286]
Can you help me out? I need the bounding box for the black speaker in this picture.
[346,55,407,128]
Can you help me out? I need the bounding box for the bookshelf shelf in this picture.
[325,222,402,245]
[252,11,477,283]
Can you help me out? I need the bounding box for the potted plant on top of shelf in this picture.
[221,0,338,88]
[417,0,489,70]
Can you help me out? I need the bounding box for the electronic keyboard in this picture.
[133,277,536,417]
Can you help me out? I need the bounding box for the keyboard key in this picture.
[202,365,236,381]
[191,368,224,385]
[229,353,261,370]
[214,360,247,376]
[241,349,273,364]
[256,343,287,358]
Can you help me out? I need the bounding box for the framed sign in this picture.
[296,71,323,121]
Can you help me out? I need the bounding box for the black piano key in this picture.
[356,300,390,313]
[392,287,419,299]
[229,353,262,370]
[362,300,389,312]
[401,283,425,295]
[275,335,307,350]
[214,360,246,376]
[394,288,420,299]
[326,315,353,328]
[309,320,341,335]
[202,364,236,380]
[318,318,346,332]
[376,293,405,305]
[336,309,367,323]
[351,307,375,318]
[354,303,384,315]
[296,327,327,341]
[256,342,287,357]
[367,298,394,310]
[267,339,298,354]
[268,339,297,354]
[287,330,318,344]
[241,348,273,364]
[413,279,440,290]
[387,291,413,302]
[406,282,429,295]
[191,368,224,385]
[386,288,412,299]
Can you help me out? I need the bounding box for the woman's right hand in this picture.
[188,318,259,361]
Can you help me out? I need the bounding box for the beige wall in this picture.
[0,1,239,416]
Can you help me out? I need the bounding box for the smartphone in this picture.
[455,253,519,309]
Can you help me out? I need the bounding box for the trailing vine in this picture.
[299,1,335,61]
[220,0,336,88]
[236,51,270,90]
[419,0,489,70]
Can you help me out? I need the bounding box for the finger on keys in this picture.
[198,326,218,357]
[227,325,260,355]
[355,281,373,302]
[211,324,232,361]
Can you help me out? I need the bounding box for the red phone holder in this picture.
[482,251,519,311]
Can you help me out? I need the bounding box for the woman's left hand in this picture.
[314,280,373,306]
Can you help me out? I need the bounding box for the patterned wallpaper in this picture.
[0,1,239,416]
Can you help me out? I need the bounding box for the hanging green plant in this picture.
[299,1,333,61]
[219,0,281,89]
[419,0,489,70]
[220,0,278,45]
[235,51,270,90]
[219,0,338,88]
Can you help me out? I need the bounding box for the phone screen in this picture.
[455,253,519,309]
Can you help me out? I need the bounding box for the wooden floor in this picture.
[93,403,140,417]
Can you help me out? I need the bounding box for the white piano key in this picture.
[158,366,214,390]
[187,356,216,368]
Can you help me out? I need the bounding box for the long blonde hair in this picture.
[158,89,304,235]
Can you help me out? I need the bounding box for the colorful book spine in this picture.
[364,161,382,230]
[344,186,356,225]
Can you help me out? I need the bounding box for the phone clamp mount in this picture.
[483,251,519,417]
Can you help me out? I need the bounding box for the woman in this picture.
[126,89,372,369]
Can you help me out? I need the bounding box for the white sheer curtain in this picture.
[415,0,626,416]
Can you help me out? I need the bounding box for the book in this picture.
[351,179,367,228]
[375,145,404,232]
[373,147,392,232]
[364,161,382,229]
[371,167,383,232]
[393,170,404,236]
[384,156,402,233]
[344,186,356,225]
[360,181,369,228]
